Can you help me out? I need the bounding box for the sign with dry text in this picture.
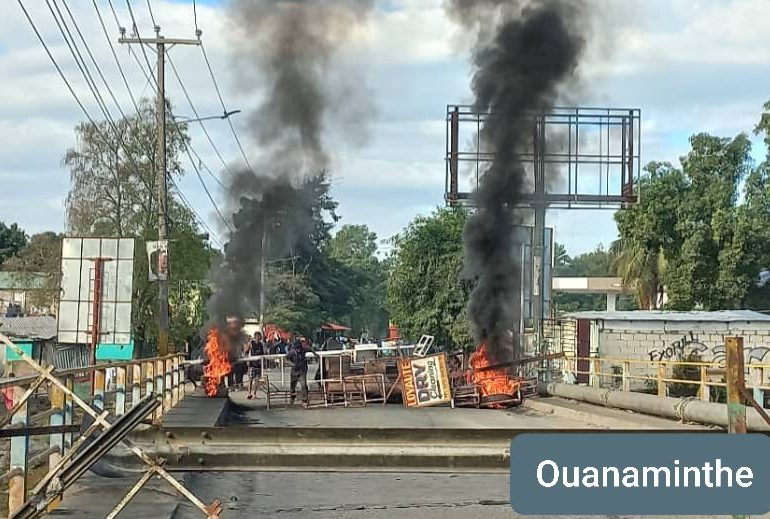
[398,353,452,407]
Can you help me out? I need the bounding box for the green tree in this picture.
[614,128,762,310]
[614,162,686,309]
[64,99,189,236]
[326,225,388,338]
[553,244,618,314]
[387,207,472,349]
[742,100,770,309]
[260,174,355,337]
[667,133,753,309]
[0,222,27,266]
[63,101,213,351]
[3,232,63,311]
[611,239,666,310]
[265,269,322,334]
[553,242,571,272]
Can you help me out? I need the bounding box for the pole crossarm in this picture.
[119,28,202,356]
[118,37,201,46]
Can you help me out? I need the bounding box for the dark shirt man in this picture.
[247,332,265,399]
[287,337,309,405]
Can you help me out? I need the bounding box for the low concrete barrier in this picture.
[539,381,770,431]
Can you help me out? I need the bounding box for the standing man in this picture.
[287,335,310,406]
[247,332,265,400]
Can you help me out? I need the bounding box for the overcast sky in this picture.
[2,0,769,256]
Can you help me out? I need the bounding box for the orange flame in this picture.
[203,327,232,397]
[468,342,519,399]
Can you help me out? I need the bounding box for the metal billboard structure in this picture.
[57,238,135,360]
[445,105,641,350]
[445,105,642,208]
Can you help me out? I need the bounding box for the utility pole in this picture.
[259,220,267,334]
[120,26,201,356]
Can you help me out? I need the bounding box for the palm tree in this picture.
[553,242,571,275]
[611,239,667,310]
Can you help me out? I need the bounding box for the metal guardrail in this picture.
[562,355,770,404]
[0,334,203,517]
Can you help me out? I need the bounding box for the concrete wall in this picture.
[592,319,770,365]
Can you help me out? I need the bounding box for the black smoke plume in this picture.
[448,0,587,362]
[204,0,373,338]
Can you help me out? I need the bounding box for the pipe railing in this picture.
[0,352,187,516]
[561,355,770,404]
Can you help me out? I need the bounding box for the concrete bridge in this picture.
[56,388,710,518]
[0,333,753,519]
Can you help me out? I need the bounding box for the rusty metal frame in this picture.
[0,332,219,518]
[445,104,642,209]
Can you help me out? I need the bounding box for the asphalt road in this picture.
[173,472,516,519]
[170,472,759,519]
[57,471,766,518]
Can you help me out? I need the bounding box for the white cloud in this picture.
[0,0,768,256]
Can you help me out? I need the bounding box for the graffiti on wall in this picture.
[648,332,770,366]
[647,332,707,362]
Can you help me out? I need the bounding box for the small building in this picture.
[564,310,770,386]
[0,315,57,376]
[0,271,53,316]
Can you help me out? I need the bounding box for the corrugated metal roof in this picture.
[564,310,770,322]
[0,316,57,340]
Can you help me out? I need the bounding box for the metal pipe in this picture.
[539,381,770,431]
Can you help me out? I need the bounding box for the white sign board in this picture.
[57,238,134,345]
[398,353,452,408]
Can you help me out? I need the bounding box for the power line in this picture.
[19,0,161,239]
[45,0,117,129]
[124,0,158,91]
[168,177,223,248]
[200,42,254,173]
[135,0,233,236]
[192,0,199,34]
[21,0,222,251]
[145,0,156,26]
[59,0,129,120]
[16,0,97,129]
[140,0,232,232]
[166,54,231,187]
[107,0,154,95]
[91,0,141,115]
[110,0,227,245]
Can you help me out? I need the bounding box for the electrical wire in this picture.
[59,0,129,120]
[166,54,231,187]
[192,0,198,34]
[19,0,157,232]
[124,0,159,92]
[113,0,228,244]
[141,0,232,234]
[46,0,116,129]
[168,177,224,248]
[91,0,141,115]
[200,42,255,173]
[16,0,98,129]
[20,0,224,248]
[145,0,156,26]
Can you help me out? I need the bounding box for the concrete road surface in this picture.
[171,472,761,519]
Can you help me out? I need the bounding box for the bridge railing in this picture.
[0,348,187,516]
[561,355,770,405]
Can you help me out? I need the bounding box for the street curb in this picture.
[522,397,653,429]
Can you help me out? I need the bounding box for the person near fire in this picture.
[247,332,265,400]
[286,335,312,406]
[231,340,248,390]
